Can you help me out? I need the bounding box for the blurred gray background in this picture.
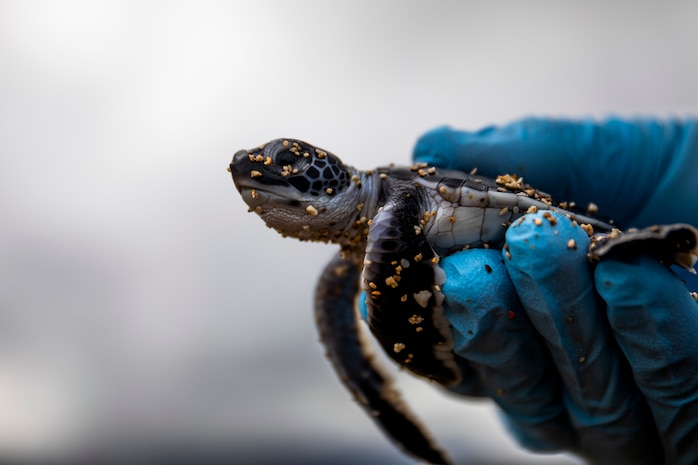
[0,1,696,464]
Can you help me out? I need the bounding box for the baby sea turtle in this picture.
[229,138,698,465]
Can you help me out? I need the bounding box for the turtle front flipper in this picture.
[590,223,698,272]
[314,252,452,465]
[363,186,461,387]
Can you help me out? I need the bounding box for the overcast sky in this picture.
[0,1,696,464]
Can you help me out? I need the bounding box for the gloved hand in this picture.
[414,118,698,465]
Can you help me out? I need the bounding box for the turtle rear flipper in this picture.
[590,223,698,273]
[314,253,453,465]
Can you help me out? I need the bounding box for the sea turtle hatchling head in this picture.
[229,138,698,465]
[230,139,369,246]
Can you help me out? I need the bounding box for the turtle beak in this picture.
[230,149,250,184]
[230,149,271,210]
[239,186,269,210]
[229,149,261,192]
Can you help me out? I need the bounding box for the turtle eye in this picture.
[260,139,352,196]
[276,149,299,168]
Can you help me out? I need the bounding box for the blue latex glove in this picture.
[414,118,698,465]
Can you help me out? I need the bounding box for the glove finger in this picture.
[413,119,698,229]
[595,256,698,465]
[504,212,663,465]
[440,249,576,452]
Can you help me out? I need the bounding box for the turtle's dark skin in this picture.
[229,138,698,465]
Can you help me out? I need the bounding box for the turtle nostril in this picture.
[232,149,249,164]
